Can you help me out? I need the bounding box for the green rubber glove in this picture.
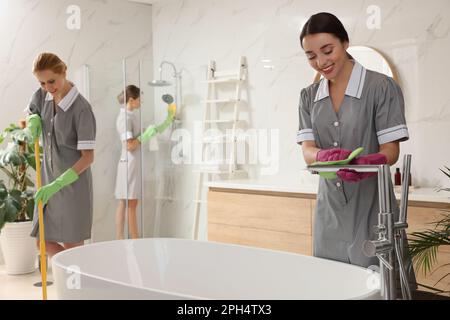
[23,114,42,141]
[155,111,174,133]
[137,105,176,143]
[35,168,79,205]
[137,125,157,144]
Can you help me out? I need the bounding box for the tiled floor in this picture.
[0,264,57,300]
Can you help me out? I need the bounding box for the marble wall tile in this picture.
[0,0,153,264]
[151,0,450,239]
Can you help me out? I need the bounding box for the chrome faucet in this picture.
[307,154,412,300]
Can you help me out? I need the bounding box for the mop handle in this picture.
[34,139,47,300]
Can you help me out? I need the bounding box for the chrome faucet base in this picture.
[307,154,413,300]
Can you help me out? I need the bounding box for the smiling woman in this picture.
[313,45,398,84]
[296,12,417,293]
[26,52,96,258]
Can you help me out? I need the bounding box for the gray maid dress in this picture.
[27,85,96,243]
[297,60,416,287]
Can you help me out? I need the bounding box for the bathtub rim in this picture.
[52,238,205,299]
[52,237,381,300]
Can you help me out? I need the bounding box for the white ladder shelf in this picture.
[192,56,247,240]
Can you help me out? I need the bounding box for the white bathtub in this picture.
[52,238,381,300]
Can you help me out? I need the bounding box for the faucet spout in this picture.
[376,253,394,271]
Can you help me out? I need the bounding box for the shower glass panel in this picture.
[116,58,149,240]
[87,58,161,242]
[135,58,178,239]
[85,60,139,241]
[86,61,127,242]
[137,59,157,238]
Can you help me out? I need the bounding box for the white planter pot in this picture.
[0,221,37,275]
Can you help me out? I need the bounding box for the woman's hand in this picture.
[316,148,353,162]
[336,141,399,183]
[337,153,387,182]
[301,141,321,165]
[127,138,139,151]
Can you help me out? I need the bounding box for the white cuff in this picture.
[120,131,133,141]
[77,140,96,150]
[377,124,409,144]
[297,129,315,144]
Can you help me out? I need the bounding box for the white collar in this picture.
[45,85,79,112]
[314,60,366,102]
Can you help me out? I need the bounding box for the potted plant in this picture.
[0,121,40,274]
[408,166,450,296]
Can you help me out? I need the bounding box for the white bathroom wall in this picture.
[151,0,450,239]
[0,0,153,263]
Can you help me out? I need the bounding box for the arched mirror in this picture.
[313,46,398,83]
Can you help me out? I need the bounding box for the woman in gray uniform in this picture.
[297,13,416,286]
[24,52,96,257]
[114,85,175,239]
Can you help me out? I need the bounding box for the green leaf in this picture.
[5,190,22,222]
[26,144,42,164]
[8,151,26,166]
[9,189,22,202]
[0,167,17,185]
[0,180,7,201]
[21,189,34,198]
[432,271,450,287]
[0,144,23,166]
[24,175,34,188]
[0,131,7,144]
[435,212,450,232]
[26,153,36,171]
[4,193,21,222]
[0,123,38,225]
[408,229,450,275]
[20,190,35,221]
[10,129,29,143]
[0,204,6,230]
[4,124,19,133]
[26,197,34,221]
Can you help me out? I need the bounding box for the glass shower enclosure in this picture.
[82,58,175,242]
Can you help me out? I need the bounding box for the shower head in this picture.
[148,79,172,87]
[149,61,179,87]
[162,94,174,104]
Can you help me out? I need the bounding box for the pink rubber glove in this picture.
[337,153,387,182]
[316,148,353,162]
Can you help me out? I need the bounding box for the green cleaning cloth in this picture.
[311,147,364,179]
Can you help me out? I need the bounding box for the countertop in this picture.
[206,179,450,204]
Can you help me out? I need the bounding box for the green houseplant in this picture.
[408,166,450,294]
[0,121,41,274]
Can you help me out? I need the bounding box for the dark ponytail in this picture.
[300,12,349,48]
[117,85,140,104]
